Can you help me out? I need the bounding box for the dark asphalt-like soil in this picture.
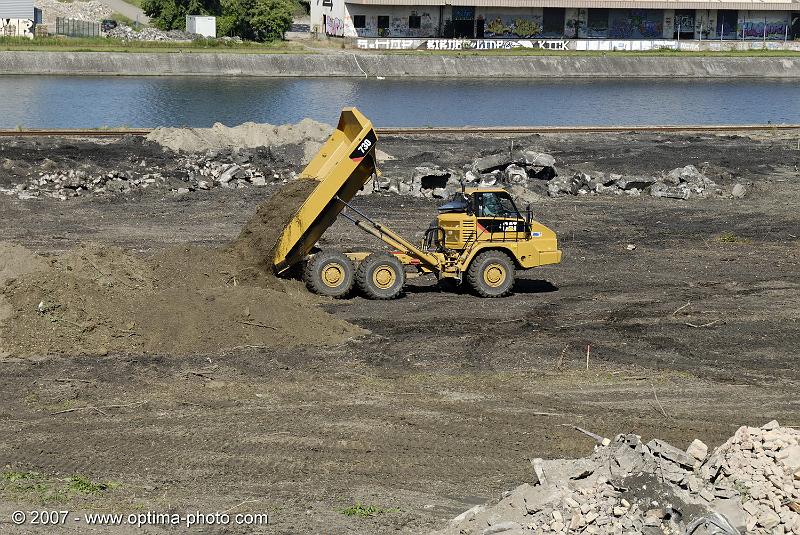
[0,131,798,534]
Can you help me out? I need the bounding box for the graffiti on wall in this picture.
[351,13,434,38]
[1,18,34,38]
[325,15,344,37]
[483,16,543,38]
[608,10,662,38]
[356,38,568,50]
[674,13,695,32]
[740,20,788,38]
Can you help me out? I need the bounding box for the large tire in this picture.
[303,250,354,298]
[466,250,515,298]
[356,253,405,300]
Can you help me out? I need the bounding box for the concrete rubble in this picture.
[105,25,202,42]
[435,421,800,535]
[367,149,557,199]
[34,0,111,24]
[1,131,747,203]
[0,149,294,200]
[547,165,724,200]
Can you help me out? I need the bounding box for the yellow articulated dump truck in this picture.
[272,108,562,299]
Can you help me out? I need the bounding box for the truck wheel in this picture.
[356,253,405,300]
[303,250,354,298]
[466,250,515,298]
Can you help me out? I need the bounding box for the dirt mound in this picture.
[0,179,364,358]
[146,119,331,162]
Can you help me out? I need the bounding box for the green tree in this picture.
[143,0,290,40]
[250,0,293,41]
[142,0,217,30]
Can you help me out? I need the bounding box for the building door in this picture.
[792,12,800,39]
[476,17,485,38]
[716,10,736,39]
[542,8,566,37]
[674,9,695,38]
[587,8,609,37]
[452,6,475,38]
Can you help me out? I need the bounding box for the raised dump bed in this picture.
[272,108,378,273]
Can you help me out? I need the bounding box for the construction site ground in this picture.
[0,131,798,534]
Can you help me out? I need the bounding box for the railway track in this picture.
[0,124,799,137]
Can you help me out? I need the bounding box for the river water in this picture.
[1,75,798,128]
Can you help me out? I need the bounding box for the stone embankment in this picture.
[2,51,800,78]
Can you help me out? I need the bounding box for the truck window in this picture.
[477,192,521,218]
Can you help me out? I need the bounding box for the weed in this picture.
[718,232,751,244]
[110,12,137,27]
[66,475,109,495]
[340,503,399,518]
[2,470,40,482]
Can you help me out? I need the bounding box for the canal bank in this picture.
[2,51,800,77]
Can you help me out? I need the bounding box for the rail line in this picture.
[1,124,799,137]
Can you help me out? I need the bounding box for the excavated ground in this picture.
[0,131,798,534]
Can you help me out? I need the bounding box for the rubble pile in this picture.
[34,0,111,24]
[0,147,299,200]
[547,165,724,200]
[436,421,800,535]
[368,149,557,200]
[105,25,200,41]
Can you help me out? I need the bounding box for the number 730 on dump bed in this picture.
[271,108,562,299]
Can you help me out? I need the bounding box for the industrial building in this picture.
[312,0,800,41]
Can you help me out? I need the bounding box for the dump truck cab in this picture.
[272,107,561,299]
[434,188,561,269]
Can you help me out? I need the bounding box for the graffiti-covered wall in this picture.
[564,8,588,38]
[608,9,663,38]
[1,18,34,38]
[738,10,790,39]
[344,5,439,37]
[476,7,543,38]
[310,2,797,41]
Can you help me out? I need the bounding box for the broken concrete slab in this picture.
[647,438,695,468]
[614,176,656,191]
[651,182,691,200]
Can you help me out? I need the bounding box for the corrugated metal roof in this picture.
[346,0,795,8]
[0,0,35,19]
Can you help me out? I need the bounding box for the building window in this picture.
[409,15,421,29]
[377,16,389,29]
[353,15,365,28]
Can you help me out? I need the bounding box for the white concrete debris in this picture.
[35,0,111,24]
[0,153,286,201]
[434,421,800,535]
[367,149,557,199]
[105,25,201,42]
[547,165,723,200]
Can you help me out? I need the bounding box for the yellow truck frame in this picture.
[273,107,561,299]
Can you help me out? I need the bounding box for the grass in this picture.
[120,0,143,8]
[381,47,800,57]
[340,503,400,518]
[718,231,752,244]
[1,470,117,503]
[0,36,307,53]
[110,12,138,27]
[66,475,110,494]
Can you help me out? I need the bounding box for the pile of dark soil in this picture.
[0,179,363,357]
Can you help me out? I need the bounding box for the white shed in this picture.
[0,0,34,19]
[186,15,216,38]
